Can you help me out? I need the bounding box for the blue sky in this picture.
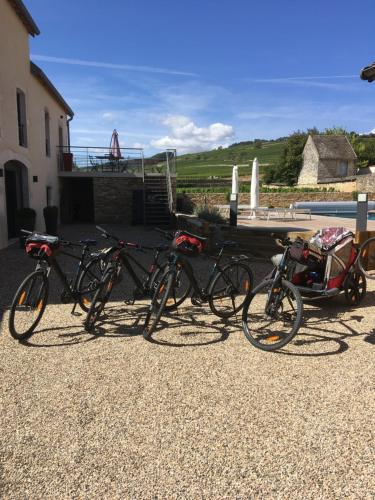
[27,0,375,154]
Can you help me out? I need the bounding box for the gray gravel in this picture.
[1,225,375,498]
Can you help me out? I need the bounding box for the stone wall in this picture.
[298,179,356,192]
[298,136,319,185]
[183,191,355,208]
[318,159,356,180]
[93,177,144,224]
[356,173,375,194]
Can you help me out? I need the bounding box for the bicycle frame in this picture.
[38,245,97,302]
[167,247,231,301]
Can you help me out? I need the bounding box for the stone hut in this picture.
[298,135,357,185]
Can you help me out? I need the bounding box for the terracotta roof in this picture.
[360,62,375,82]
[310,135,357,160]
[30,62,74,117]
[7,0,40,36]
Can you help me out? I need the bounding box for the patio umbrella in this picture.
[109,129,122,158]
[231,164,239,195]
[250,157,259,216]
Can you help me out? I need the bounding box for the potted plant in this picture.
[15,207,36,248]
[62,152,73,171]
[43,205,59,235]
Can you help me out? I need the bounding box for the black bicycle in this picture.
[84,226,182,332]
[9,230,103,341]
[143,229,254,340]
[242,237,304,352]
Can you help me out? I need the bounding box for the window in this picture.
[338,160,348,177]
[16,89,27,147]
[45,110,50,156]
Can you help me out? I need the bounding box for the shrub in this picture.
[194,204,225,224]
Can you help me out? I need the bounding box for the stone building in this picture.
[0,0,73,248]
[298,135,357,186]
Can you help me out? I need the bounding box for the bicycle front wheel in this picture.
[84,267,117,332]
[77,257,103,312]
[143,269,174,340]
[9,270,49,340]
[358,236,375,280]
[152,263,191,310]
[209,261,253,318]
[242,278,303,351]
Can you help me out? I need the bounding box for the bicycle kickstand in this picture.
[70,301,81,316]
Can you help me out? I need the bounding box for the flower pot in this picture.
[43,206,58,236]
[62,152,73,171]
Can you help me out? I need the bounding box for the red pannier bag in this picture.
[172,230,206,257]
[25,234,60,259]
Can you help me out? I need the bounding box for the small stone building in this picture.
[298,135,357,185]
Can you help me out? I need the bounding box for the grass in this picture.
[177,186,335,194]
[177,141,285,178]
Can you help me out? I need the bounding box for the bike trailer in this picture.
[25,233,60,258]
[291,227,356,290]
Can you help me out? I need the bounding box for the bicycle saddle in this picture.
[79,239,97,246]
[216,240,238,248]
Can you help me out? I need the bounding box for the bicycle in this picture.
[242,237,303,352]
[9,230,103,341]
[84,226,184,332]
[143,228,254,340]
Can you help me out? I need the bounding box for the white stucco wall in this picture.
[0,0,70,248]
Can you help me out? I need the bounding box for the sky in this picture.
[26,0,375,154]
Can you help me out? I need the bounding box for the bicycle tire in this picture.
[357,236,375,280]
[151,263,191,310]
[9,270,49,340]
[242,278,303,351]
[84,267,117,332]
[209,261,254,318]
[143,269,174,340]
[344,270,366,305]
[76,257,103,312]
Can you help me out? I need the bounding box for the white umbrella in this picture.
[250,157,259,217]
[231,164,239,195]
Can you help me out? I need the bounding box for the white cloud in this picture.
[31,54,196,77]
[151,115,234,153]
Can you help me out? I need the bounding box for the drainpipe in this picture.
[67,115,74,152]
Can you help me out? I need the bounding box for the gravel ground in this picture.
[1,224,375,498]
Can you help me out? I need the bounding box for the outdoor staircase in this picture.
[144,175,172,225]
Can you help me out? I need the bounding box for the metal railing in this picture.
[57,146,145,174]
[57,146,177,178]
[165,149,175,212]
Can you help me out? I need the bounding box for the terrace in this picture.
[57,147,177,225]
[57,146,177,177]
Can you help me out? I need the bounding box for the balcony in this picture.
[57,146,176,178]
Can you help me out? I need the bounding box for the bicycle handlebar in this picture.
[96,225,120,242]
[154,227,174,241]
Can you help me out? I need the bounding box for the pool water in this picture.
[323,213,375,220]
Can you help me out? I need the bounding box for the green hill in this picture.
[177,140,285,178]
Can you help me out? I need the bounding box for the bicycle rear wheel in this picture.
[77,257,103,312]
[209,261,253,318]
[84,267,117,332]
[9,270,49,340]
[357,236,375,280]
[242,278,303,351]
[143,269,174,340]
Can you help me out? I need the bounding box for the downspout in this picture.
[67,115,73,152]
